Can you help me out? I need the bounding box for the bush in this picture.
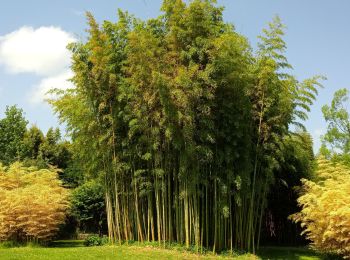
[0,240,22,248]
[0,163,69,242]
[84,235,108,247]
[57,214,79,239]
[291,158,350,259]
[71,181,106,234]
[0,240,42,248]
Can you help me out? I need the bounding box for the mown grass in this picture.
[0,240,257,260]
[0,241,337,260]
[257,246,342,260]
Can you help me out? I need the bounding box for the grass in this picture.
[0,241,339,260]
[257,246,341,260]
[0,240,257,260]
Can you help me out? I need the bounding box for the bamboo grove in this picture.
[50,0,323,253]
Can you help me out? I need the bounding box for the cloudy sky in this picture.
[0,0,349,151]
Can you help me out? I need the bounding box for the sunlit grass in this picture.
[0,241,257,260]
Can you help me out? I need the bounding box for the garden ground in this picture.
[0,240,329,260]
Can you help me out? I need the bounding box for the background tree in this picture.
[320,88,350,164]
[0,104,81,192]
[21,125,44,161]
[38,128,71,170]
[71,181,106,235]
[0,106,28,165]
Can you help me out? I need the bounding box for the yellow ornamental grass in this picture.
[291,158,350,258]
[0,162,69,242]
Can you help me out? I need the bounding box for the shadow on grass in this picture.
[257,246,342,260]
[48,240,85,248]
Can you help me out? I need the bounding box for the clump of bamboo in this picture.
[291,158,350,259]
[50,0,322,253]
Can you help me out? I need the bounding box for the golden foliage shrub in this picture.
[0,163,69,242]
[291,158,350,258]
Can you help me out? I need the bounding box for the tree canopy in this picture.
[321,88,350,163]
[0,106,28,165]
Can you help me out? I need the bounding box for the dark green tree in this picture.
[0,105,28,164]
[71,181,106,234]
[21,125,45,160]
[262,132,315,245]
[38,128,71,169]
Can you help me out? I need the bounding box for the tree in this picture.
[0,106,77,189]
[38,128,71,169]
[0,106,28,164]
[71,181,106,234]
[19,125,76,185]
[21,125,44,160]
[321,88,350,163]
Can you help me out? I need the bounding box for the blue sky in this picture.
[0,0,349,151]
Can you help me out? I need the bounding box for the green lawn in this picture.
[257,246,338,260]
[0,241,333,260]
[0,241,256,260]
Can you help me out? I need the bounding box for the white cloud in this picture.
[30,70,74,104]
[0,26,76,104]
[0,26,75,76]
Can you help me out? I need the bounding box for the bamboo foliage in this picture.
[50,0,321,253]
[291,158,350,259]
[0,163,69,242]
